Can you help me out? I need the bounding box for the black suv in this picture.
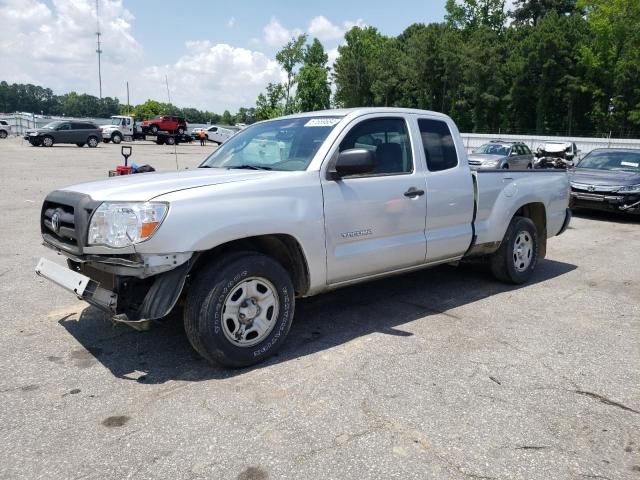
[25,121,103,147]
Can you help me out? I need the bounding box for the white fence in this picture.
[2,113,640,155]
[460,132,640,156]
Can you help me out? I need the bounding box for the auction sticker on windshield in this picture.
[621,161,639,168]
[304,118,341,127]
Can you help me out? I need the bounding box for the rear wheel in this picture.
[150,124,159,134]
[112,133,122,144]
[76,143,84,147]
[527,163,533,169]
[177,126,185,135]
[42,136,54,147]
[165,136,176,146]
[502,164,509,169]
[490,216,538,284]
[184,252,295,368]
[87,136,98,148]
[0,130,7,139]
[103,138,111,143]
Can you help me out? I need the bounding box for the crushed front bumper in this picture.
[36,257,118,313]
[570,191,640,214]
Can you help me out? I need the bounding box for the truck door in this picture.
[416,117,475,262]
[322,116,427,284]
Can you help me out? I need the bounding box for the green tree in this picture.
[445,0,507,33]
[512,0,580,25]
[578,0,640,135]
[296,38,331,112]
[275,34,308,114]
[333,26,388,107]
[254,83,286,120]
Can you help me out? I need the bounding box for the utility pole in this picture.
[165,75,172,105]
[126,81,130,115]
[96,0,103,99]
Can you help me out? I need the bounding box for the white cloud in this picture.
[0,0,141,97]
[227,16,235,29]
[142,43,285,111]
[308,16,366,42]
[263,16,303,48]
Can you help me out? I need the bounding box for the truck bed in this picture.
[473,170,570,247]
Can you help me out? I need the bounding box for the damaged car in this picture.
[535,141,580,169]
[569,148,640,215]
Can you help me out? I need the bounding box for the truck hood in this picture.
[62,168,275,201]
[570,168,640,187]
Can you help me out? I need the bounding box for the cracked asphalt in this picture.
[0,136,638,480]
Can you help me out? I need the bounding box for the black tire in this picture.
[165,136,176,146]
[502,164,510,169]
[42,135,54,147]
[29,139,41,146]
[490,216,538,284]
[112,133,122,144]
[87,136,98,148]
[103,138,111,143]
[76,143,84,147]
[0,130,7,139]
[527,163,533,169]
[150,124,159,134]
[177,127,185,135]
[184,252,295,368]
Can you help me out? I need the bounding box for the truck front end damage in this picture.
[36,190,193,328]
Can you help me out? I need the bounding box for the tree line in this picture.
[330,0,640,137]
[2,0,638,136]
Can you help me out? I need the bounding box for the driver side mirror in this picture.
[330,149,375,179]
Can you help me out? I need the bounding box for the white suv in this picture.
[193,125,240,144]
[0,120,11,138]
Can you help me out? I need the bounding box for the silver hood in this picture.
[62,168,274,202]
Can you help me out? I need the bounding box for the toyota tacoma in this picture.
[36,108,572,367]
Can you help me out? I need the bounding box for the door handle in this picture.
[404,187,425,198]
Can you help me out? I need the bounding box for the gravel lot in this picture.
[0,136,638,480]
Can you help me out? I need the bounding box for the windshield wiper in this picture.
[228,165,272,171]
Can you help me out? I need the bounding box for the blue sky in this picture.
[2,0,448,112]
[126,1,448,65]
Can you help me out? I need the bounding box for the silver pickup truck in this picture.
[36,108,571,367]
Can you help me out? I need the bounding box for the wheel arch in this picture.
[513,202,547,258]
[190,234,311,296]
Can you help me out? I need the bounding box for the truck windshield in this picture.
[577,150,640,172]
[111,118,123,125]
[199,117,342,171]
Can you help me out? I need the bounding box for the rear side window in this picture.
[418,119,458,171]
[340,118,413,175]
[522,145,532,155]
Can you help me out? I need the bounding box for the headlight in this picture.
[88,202,168,248]
[616,184,640,194]
[29,132,39,136]
[483,160,500,167]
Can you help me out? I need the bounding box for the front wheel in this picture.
[165,136,176,146]
[184,253,295,368]
[177,127,185,135]
[490,216,538,284]
[0,130,7,139]
[150,124,159,134]
[42,136,54,147]
[112,133,122,144]
[76,143,84,147]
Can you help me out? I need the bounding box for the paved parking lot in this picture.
[0,136,638,480]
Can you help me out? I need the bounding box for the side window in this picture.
[209,127,218,133]
[418,119,458,171]
[59,123,71,130]
[514,145,524,155]
[339,118,412,175]
[522,145,532,155]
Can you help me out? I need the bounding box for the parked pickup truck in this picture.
[35,108,571,368]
